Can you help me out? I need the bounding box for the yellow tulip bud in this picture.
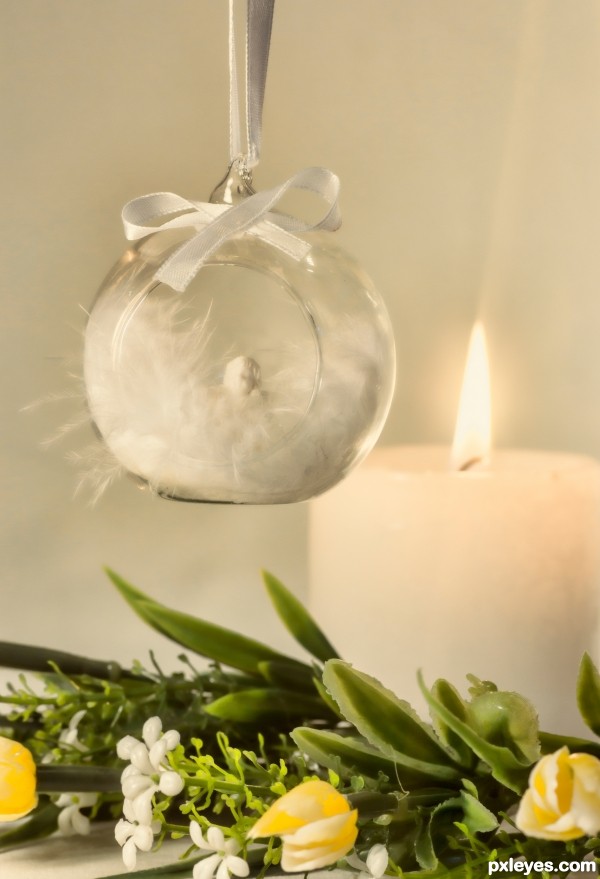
[0,735,38,822]
[248,779,358,872]
[516,746,600,841]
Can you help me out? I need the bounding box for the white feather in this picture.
[82,291,384,503]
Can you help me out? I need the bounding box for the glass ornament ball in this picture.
[84,226,396,504]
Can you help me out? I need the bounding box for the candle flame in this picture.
[451,322,492,470]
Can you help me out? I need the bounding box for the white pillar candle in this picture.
[309,445,600,734]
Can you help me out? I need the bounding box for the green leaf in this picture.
[322,661,461,780]
[414,791,497,872]
[415,812,438,871]
[415,790,498,875]
[458,790,498,834]
[292,727,455,789]
[262,571,339,663]
[0,802,59,851]
[430,679,477,769]
[205,688,328,722]
[539,731,600,759]
[419,672,533,793]
[257,660,316,692]
[106,568,303,675]
[312,675,345,720]
[577,652,600,736]
[461,778,479,798]
[0,641,134,681]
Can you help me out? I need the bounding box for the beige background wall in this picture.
[2,0,600,672]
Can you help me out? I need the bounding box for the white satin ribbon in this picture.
[229,0,274,167]
[121,1,342,293]
[122,166,341,292]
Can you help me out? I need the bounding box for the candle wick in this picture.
[459,456,483,472]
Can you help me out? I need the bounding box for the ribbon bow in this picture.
[119,0,342,294]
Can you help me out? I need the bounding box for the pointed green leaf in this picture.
[430,679,477,769]
[322,661,461,780]
[419,672,532,793]
[539,731,600,759]
[577,652,600,736]
[0,802,59,851]
[106,568,304,675]
[262,571,339,663]
[0,641,133,680]
[461,778,479,798]
[312,675,345,720]
[458,790,498,834]
[257,660,316,692]
[291,727,452,788]
[205,688,328,722]
[415,812,437,871]
[414,790,497,870]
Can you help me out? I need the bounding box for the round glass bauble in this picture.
[84,227,395,503]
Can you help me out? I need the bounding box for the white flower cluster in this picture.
[115,716,184,870]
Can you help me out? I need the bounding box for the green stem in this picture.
[37,765,122,793]
[0,686,162,707]
[0,641,145,681]
[162,822,190,833]
[181,772,274,798]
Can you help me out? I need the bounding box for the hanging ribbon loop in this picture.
[240,0,275,167]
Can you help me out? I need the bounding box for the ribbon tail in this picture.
[246,0,275,167]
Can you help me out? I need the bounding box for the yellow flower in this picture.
[248,779,358,872]
[0,736,38,822]
[516,746,600,840]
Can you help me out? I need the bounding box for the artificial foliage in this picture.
[0,569,599,878]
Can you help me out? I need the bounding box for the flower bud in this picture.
[516,746,600,840]
[248,780,357,871]
[0,736,38,822]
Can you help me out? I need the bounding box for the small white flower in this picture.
[43,710,89,765]
[59,710,88,753]
[190,824,250,879]
[55,792,98,837]
[115,818,160,871]
[346,844,389,879]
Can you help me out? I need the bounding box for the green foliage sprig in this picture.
[0,569,599,878]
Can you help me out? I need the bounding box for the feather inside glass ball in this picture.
[83,224,395,504]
